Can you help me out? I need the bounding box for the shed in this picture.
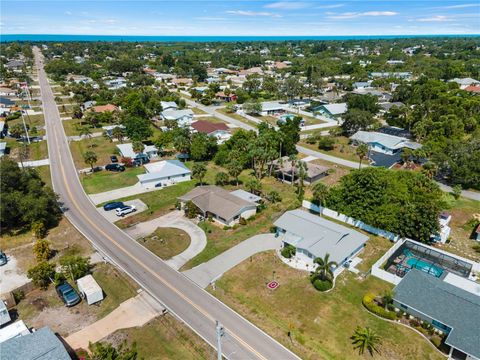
[77,275,103,305]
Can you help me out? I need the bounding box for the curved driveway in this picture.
[35,47,299,360]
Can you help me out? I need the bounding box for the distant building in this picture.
[315,103,348,120]
[449,77,480,90]
[116,143,158,163]
[260,102,286,116]
[369,72,412,80]
[191,120,231,144]
[272,157,329,184]
[161,109,194,127]
[91,104,119,113]
[160,101,178,111]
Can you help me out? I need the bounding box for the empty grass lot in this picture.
[300,135,360,163]
[69,137,117,169]
[81,167,145,194]
[211,251,444,360]
[216,108,259,128]
[137,228,191,260]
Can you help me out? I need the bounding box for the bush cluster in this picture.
[362,293,397,320]
[312,278,333,292]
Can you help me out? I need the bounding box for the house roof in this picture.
[160,101,178,110]
[178,185,256,221]
[161,109,194,121]
[92,104,118,113]
[138,160,191,182]
[0,97,15,106]
[369,150,401,168]
[274,209,369,263]
[379,102,405,111]
[464,85,480,93]
[321,103,347,115]
[393,269,480,359]
[0,327,71,360]
[261,102,285,112]
[273,157,329,180]
[191,120,229,134]
[449,77,480,86]
[350,131,421,151]
[116,143,158,158]
[230,189,262,203]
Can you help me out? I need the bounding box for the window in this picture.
[432,319,451,333]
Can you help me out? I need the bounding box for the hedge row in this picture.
[362,293,397,320]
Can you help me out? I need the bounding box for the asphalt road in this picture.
[33,48,300,360]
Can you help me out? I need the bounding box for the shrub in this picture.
[239,217,247,225]
[33,239,51,262]
[31,221,47,239]
[362,293,397,320]
[223,226,230,230]
[27,262,56,289]
[312,278,333,292]
[267,190,281,203]
[60,255,90,281]
[12,290,25,303]
[318,136,336,151]
[431,337,442,348]
[305,135,318,144]
[281,244,296,259]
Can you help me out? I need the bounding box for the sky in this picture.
[1,0,479,36]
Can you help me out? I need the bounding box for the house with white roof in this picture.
[161,109,194,127]
[137,160,191,189]
[260,101,286,116]
[274,209,369,272]
[350,131,421,155]
[315,103,348,120]
[449,77,480,90]
[116,143,159,163]
[160,101,178,111]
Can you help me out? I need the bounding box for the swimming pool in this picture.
[406,257,443,277]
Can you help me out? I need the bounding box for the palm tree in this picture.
[313,253,338,281]
[421,161,437,179]
[356,144,369,169]
[112,126,125,143]
[382,290,394,310]
[79,126,93,146]
[351,326,381,356]
[83,151,98,172]
[312,182,329,207]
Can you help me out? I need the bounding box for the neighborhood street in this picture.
[35,47,300,360]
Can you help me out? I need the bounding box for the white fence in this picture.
[302,200,402,242]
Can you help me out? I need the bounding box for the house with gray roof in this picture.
[138,160,191,189]
[315,103,348,120]
[161,109,194,127]
[178,185,257,226]
[272,156,329,184]
[393,269,480,360]
[0,326,71,360]
[350,131,421,155]
[274,209,369,270]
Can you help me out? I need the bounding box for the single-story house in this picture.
[171,78,193,87]
[102,124,125,137]
[350,131,421,155]
[178,185,257,226]
[274,209,369,270]
[393,269,480,360]
[0,326,71,360]
[116,143,159,163]
[352,89,392,102]
[160,101,178,111]
[81,100,97,111]
[105,77,127,90]
[229,189,262,204]
[315,103,347,120]
[369,72,412,80]
[288,99,311,108]
[190,120,231,144]
[378,102,405,113]
[273,157,329,184]
[161,109,194,127]
[0,142,7,157]
[353,81,373,90]
[91,104,119,114]
[5,60,24,71]
[215,92,237,102]
[261,102,286,116]
[449,77,480,90]
[0,87,16,97]
[137,160,191,189]
[464,85,480,94]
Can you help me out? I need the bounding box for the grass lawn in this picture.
[69,137,117,169]
[216,108,259,128]
[210,251,444,360]
[36,165,52,187]
[137,227,191,260]
[190,106,208,115]
[299,136,360,163]
[3,139,48,161]
[81,167,145,194]
[440,194,480,262]
[103,315,215,360]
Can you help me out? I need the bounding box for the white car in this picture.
[115,205,136,217]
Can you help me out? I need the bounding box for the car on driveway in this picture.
[56,282,81,307]
[115,205,136,217]
[105,163,125,172]
[103,201,125,211]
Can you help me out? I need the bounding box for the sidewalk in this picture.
[65,291,164,351]
[18,158,50,167]
[183,233,280,288]
[124,210,207,270]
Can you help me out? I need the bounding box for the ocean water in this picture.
[1,34,479,43]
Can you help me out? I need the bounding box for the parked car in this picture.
[110,155,118,163]
[115,205,136,217]
[56,282,81,307]
[103,201,125,211]
[105,163,125,172]
[0,251,7,266]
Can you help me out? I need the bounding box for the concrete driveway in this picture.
[97,199,147,223]
[124,211,207,270]
[183,233,281,288]
[0,256,30,296]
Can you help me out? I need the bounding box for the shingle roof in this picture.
[0,327,71,360]
[191,120,229,134]
[138,160,191,182]
[92,104,118,113]
[394,270,480,359]
[273,157,329,179]
[274,209,368,263]
[161,109,194,120]
[178,185,256,221]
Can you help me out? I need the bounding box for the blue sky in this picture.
[1,1,479,36]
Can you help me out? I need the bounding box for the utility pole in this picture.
[216,320,224,360]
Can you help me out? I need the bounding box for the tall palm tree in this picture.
[356,144,369,169]
[313,253,338,281]
[351,326,381,356]
[79,126,93,147]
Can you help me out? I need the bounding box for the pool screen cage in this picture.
[385,240,472,278]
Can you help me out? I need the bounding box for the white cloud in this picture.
[65,11,72,16]
[417,15,451,22]
[436,3,479,9]
[316,4,344,9]
[264,2,309,10]
[328,11,398,19]
[226,10,282,17]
